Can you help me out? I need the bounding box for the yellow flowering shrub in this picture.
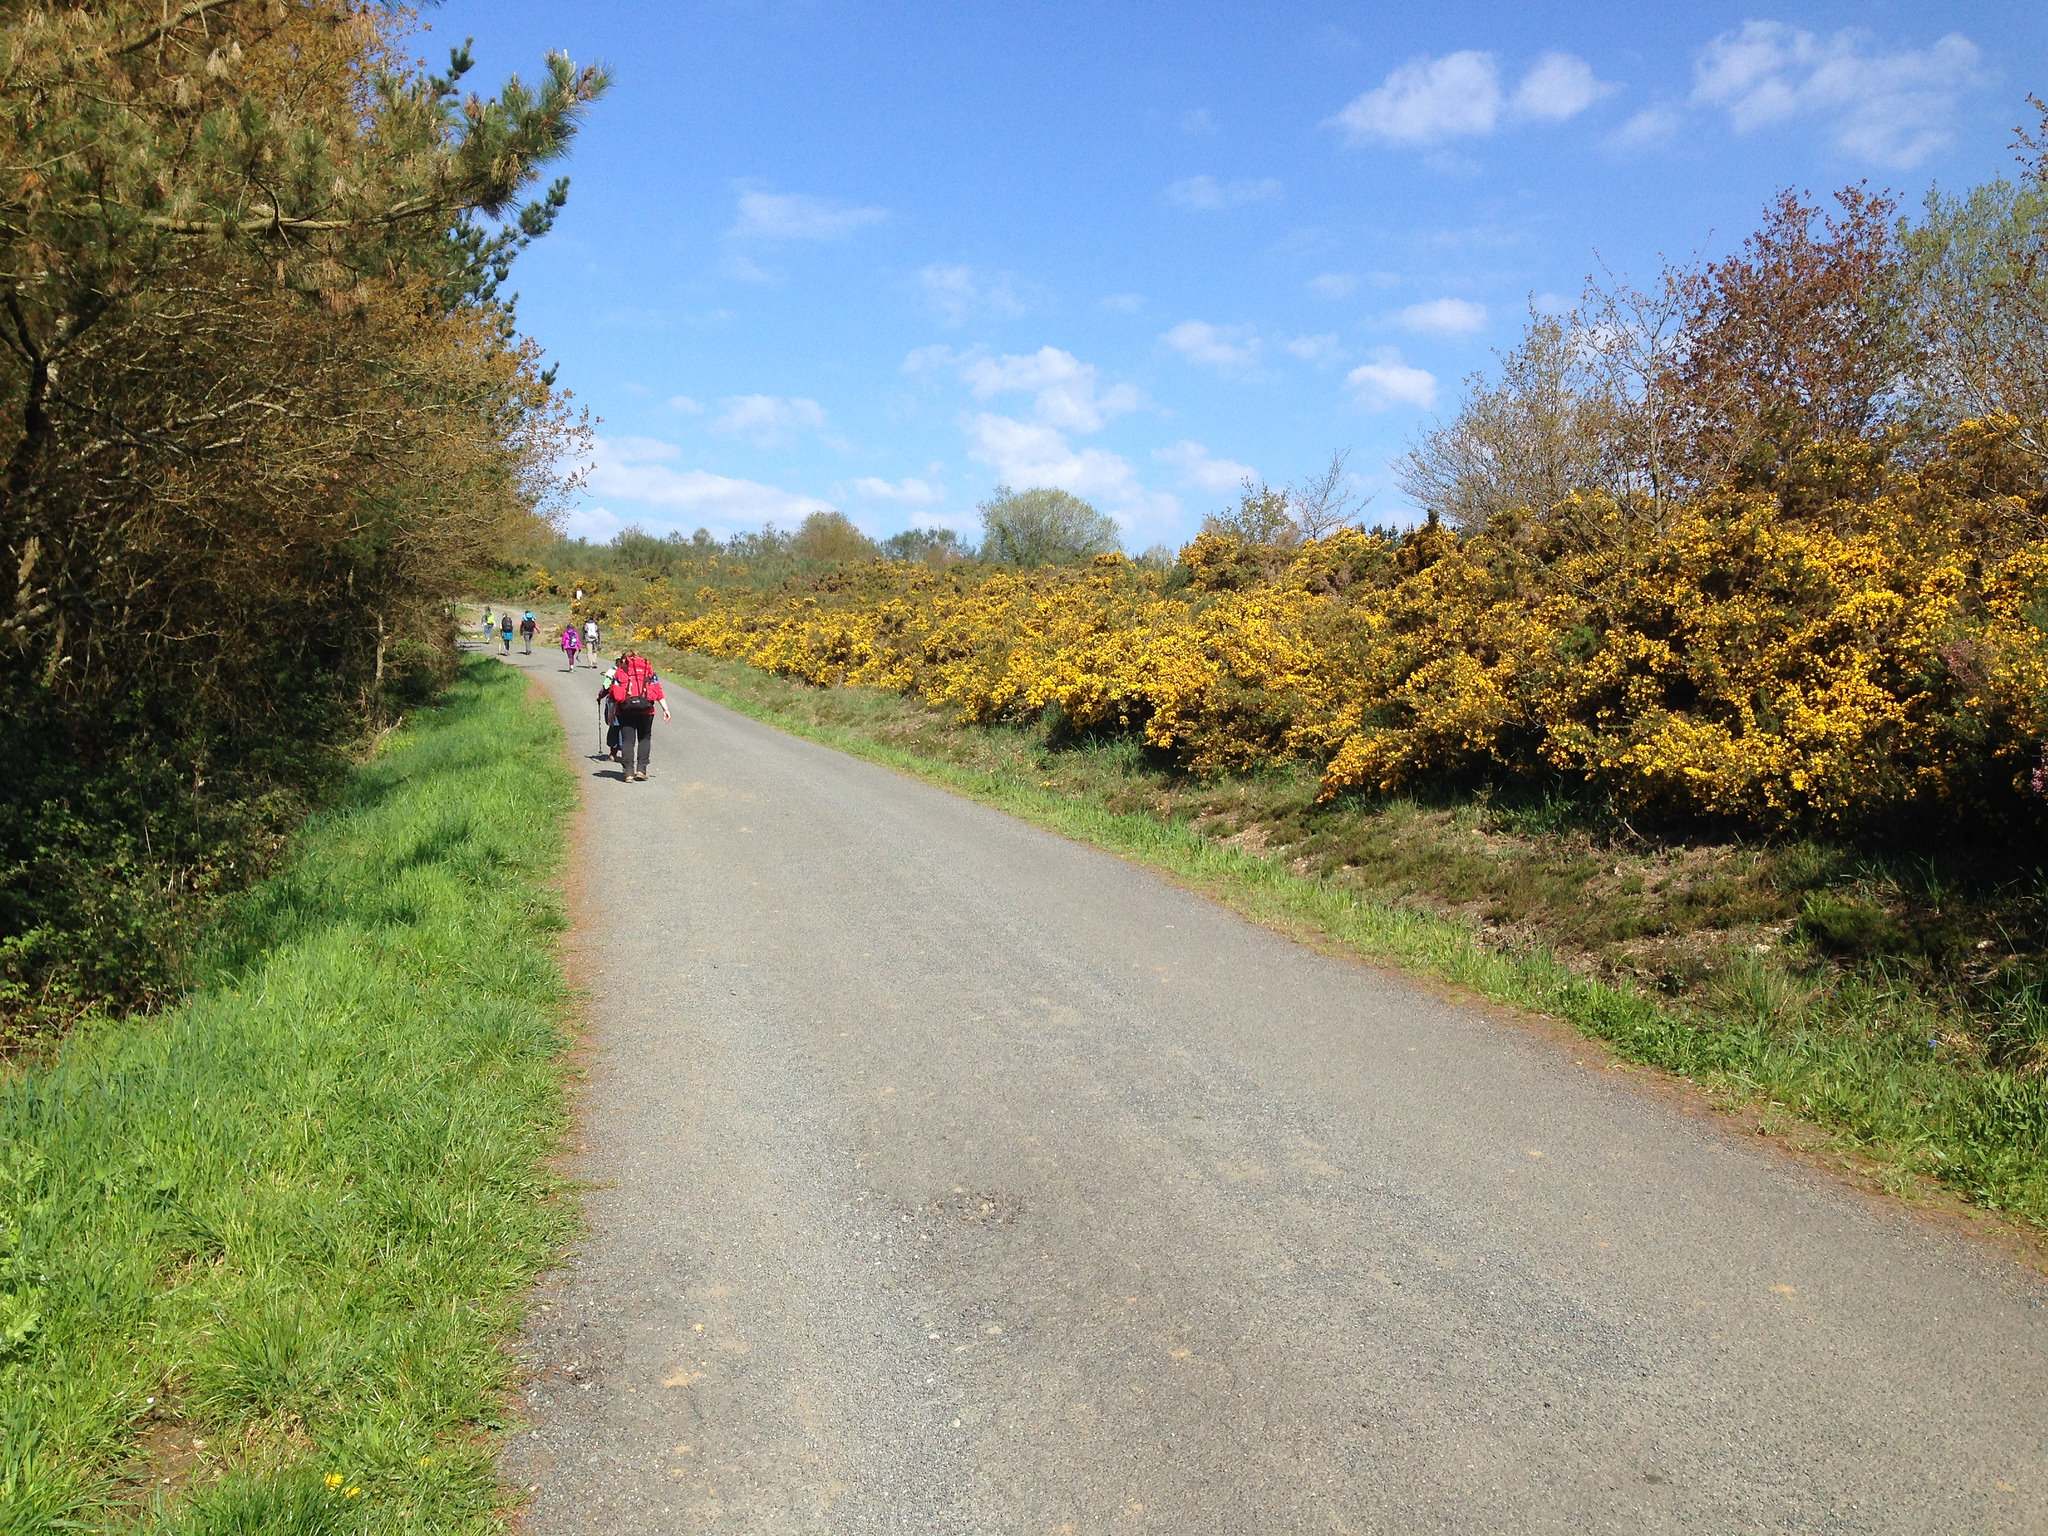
[644,420,2048,836]
[1528,429,2048,826]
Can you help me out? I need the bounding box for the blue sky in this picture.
[430,1,2048,549]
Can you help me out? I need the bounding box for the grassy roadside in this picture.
[640,641,2048,1234]
[0,658,575,1534]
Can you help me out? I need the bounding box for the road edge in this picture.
[669,664,2048,1278]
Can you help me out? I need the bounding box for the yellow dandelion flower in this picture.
[324,1473,343,1490]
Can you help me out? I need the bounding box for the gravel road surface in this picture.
[497,647,2047,1534]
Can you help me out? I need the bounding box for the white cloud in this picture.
[1691,21,1984,168]
[958,349,1077,398]
[1331,51,1503,145]
[1099,292,1145,313]
[1277,225,1342,258]
[907,344,1146,434]
[1512,51,1617,122]
[1155,440,1256,495]
[1165,174,1284,210]
[720,253,776,284]
[1332,49,1612,147]
[1398,298,1488,335]
[1309,272,1359,300]
[964,413,1179,532]
[1421,149,1484,178]
[709,394,828,447]
[583,437,834,525]
[1346,349,1438,411]
[733,189,887,240]
[851,476,944,505]
[1162,319,1261,372]
[1180,108,1217,134]
[603,435,681,464]
[1611,104,1683,151]
[959,346,1143,433]
[918,264,1032,326]
[900,508,984,539]
[565,504,624,541]
[904,348,1173,532]
[667,395,703,414]
[1286,333,1344,362]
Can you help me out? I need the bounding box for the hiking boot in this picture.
[634,771,649,781]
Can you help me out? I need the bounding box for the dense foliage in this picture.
[0,3,603,1036]
[641,141,2048,846]
[647,451,2046,841]
[526,489,1106,620]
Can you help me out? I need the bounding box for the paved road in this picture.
[496,647,2047,1535]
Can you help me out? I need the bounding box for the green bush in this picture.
[1797,892,1911,958]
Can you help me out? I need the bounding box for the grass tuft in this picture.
[0,658,575,1532]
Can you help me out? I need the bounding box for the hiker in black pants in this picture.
[603,651,671,781]
[519,612,538,653]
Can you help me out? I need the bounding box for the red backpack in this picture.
[609,655,657,710]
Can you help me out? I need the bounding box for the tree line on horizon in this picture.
[531,451,1398,618]
[545,483,1131,581]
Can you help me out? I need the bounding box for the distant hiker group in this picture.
[479,606,539,654]
[478,605,667,780]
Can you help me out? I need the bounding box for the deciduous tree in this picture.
[979,486,1121,566]
[1909,99,2048,477]
[790,510,877,563]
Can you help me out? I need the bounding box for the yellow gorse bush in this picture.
[645,422,2048,836]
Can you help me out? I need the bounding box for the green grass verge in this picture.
[666,653,2048,1232]
[0,658,575,1534]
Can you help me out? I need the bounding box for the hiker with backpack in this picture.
[602,651,669,782]
[499,611,515,653]
[595,657,622,759]
[561,624,581,668]
[583,617,600,666]
[519,612,538,653]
